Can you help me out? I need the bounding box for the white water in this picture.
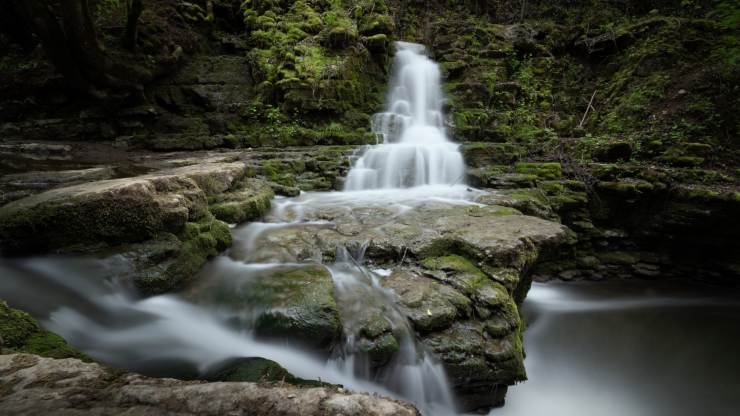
[344,42,465,190]
[0,188,463,415]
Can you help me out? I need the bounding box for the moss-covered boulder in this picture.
[0,163,247,254]
[206,357,324,386]
[0,301,90,361]
[130,214,233,295]
[189,264,342,352]
[209,178,274,224]
[422,321,525,410]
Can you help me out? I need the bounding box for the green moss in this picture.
[241,0,388,130]
[243,265,342,349]
[208,357,326,387]
[658,155,706,167]
[209,179,274,224]
[514,162,562,180]
[135,214,233,295]
[0,301,90,361]
[421,255,480,274]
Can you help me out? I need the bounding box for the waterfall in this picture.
[344,42,465,190]
[0,41,469,416]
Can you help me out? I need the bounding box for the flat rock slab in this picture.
[255,202,569,270]
[0,162,248,253]
[0,354,419,416]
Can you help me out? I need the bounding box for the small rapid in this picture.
[0,187,468,416]
[344,42,465,190]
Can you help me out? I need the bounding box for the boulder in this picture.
[188,264,342,351]
[0,162,247,254]
[209,178,274,224]
[206,357,324,386]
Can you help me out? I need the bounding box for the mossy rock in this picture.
[467,167,538,189]
[189,264,342,351]
[132,215,233,295]
[514,162,562,180]
[362,33,390,54]
[596,180,655,195]
[460,143,522,167]
[0,301,90,361]
[658,155,705,167]
[382,270,471,333]
[483,188,558,220]
[209,178,274,224]
[253,267,342,349]
[359,14,395,36]
[355,332,400,368]
[206,357,324,387]
[422,321,526,387]
[0,163,246,255]
[421,255,513,310]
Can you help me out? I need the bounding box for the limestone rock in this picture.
[0,167,115,205]
[257,202,569,272]
[0,354,419,416]
[382,270,471,333]
[0,162,247,254]
[209,178,274,224]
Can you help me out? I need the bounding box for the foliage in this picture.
[712,0,740,71]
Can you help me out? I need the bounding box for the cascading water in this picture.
[0,41,472,416]
[344,42,465,190]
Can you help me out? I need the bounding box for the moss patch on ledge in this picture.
[0,301,90,362]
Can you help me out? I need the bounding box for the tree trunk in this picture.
[123,0,143,50]
[20,0,91,93]
[59,0,114,86]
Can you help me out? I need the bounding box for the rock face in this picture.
[383,259,527,410]
[0,354,419,416]
[0,162,274,294]
[239,196,569,409]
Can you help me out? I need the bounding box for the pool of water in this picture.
[493,280,740,416]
